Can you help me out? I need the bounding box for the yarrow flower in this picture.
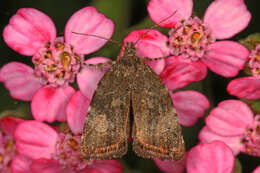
[0,7,114,122]
[199,100,260,157]
[144,0,251,86]
[0,116,32,173]
[14,111,122,173]
[155,141,235,173]
[227,44,260,100]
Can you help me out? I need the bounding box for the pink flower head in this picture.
[0,116,32,173]
[0,7,114,122]
[227,44,260,100]
[147,0,250,82]
[14,113,123,173]
[199,100,260,157]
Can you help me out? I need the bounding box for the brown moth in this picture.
[80,41,185,161]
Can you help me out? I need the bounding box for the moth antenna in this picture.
[72,32,123,47]
[134,10,177,46]
[83,60,115,70]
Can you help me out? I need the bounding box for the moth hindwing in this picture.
[81,42,185,160]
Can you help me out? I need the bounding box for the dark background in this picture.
[0,0,259,172]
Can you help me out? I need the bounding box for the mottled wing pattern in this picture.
[81,64,130,160]
[131,58,185,160]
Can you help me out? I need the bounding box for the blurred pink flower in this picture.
[227,44,260,100]
[253,166,260,173]
[145,0,250,86]
[0,116,32,173]
[154,141,235,173]
[199,100,260,157]
[0,7,114,123]
[14,117,123,173]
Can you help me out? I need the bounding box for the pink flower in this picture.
[227,44,260,100]
[14,115,123,172]
[145,0,250,86]
[154,141,235,173]
[0,116,32,173]
[0,7,114,123]
[199,100,260,157]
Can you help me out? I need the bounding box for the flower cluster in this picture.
[0,0,259,172]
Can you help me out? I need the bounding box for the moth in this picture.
[80,41,185,160]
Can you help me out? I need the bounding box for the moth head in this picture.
[123,42,137,56]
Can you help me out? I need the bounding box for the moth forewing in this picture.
[80,58,131,160]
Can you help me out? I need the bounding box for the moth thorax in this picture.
[168,17,215,61]
[124,43,137,57]
[32,40,84,87]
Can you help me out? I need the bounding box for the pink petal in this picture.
[31,85,75,122]
[186,141,235,173]
[124,29,169,74]
[147,0,193,28]
[203,0,251,39]
[0,116,24,136]
[30,159,73,173]
[253,166,260,173]
[11,154,32,173]
[145,60,165,75]
[206,100,254,136]
[159,56,207,90]
[227,77,260,100]
[171,90,210,126]
[15,121,58,159]
[66,91,90,135]
[3,8,56,56]
[81,160,123,173]
[202,41,249,77]
[65,6,114,55]
[199,126,242,155]
[77,57,111,99]
[154,157,186,173]
[0,62,42,101]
